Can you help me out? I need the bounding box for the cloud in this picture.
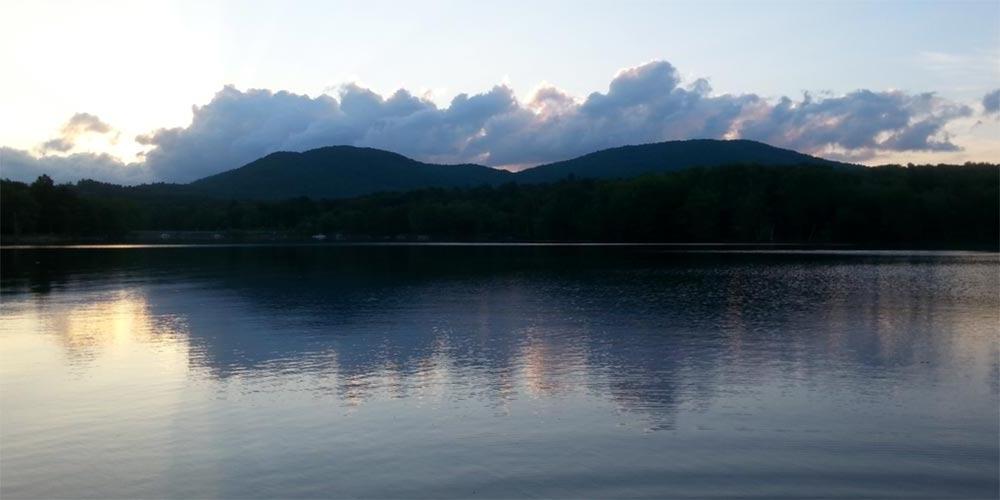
[3,60,985,184]
[737,90,971,160]
[915,49,1000,88]
[1,147,150,185]
[467,62,761,165]
[38,112,115,154]
[983,89,1000,115]
[136,86,344,182]
[64,112,113,135]
[2,113,145,184]
[134,83,523,181]
[40,137,74,153]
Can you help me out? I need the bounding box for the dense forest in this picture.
[2,163,997,247]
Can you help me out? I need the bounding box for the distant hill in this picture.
[189,146,511,200]
[514,139,850,183]
[71,140,853,201]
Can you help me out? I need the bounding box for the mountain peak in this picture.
[515,139,848,183]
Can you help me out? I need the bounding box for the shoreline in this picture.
[2,241,996,252]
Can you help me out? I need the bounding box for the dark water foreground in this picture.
[1,245,997,499]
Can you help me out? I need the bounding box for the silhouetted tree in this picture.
[2,164,997,247]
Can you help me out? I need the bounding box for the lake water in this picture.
[1,245,997,499]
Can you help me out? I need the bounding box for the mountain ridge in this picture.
[77,139,857,201]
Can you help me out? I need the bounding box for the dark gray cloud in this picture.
[3,60,982,184]
[38,112,116,154]
[983,89,1000,115]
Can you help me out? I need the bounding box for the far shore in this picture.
[1,233,995,252]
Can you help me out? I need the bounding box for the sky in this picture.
[1,0,998,184]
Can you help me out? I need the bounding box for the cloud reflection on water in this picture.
[3,246,996,428]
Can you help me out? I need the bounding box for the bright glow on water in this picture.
[1,246,997,498]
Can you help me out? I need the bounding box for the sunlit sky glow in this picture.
[1,0,998,184]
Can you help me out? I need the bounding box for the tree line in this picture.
[2,163,997,246]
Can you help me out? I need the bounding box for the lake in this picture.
[1,245,997,499]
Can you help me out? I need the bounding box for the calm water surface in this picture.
[1,246,997,498]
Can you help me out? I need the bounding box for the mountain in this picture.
[514,139,849,183]
[189,146,512,200]
[179,139,851,200]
